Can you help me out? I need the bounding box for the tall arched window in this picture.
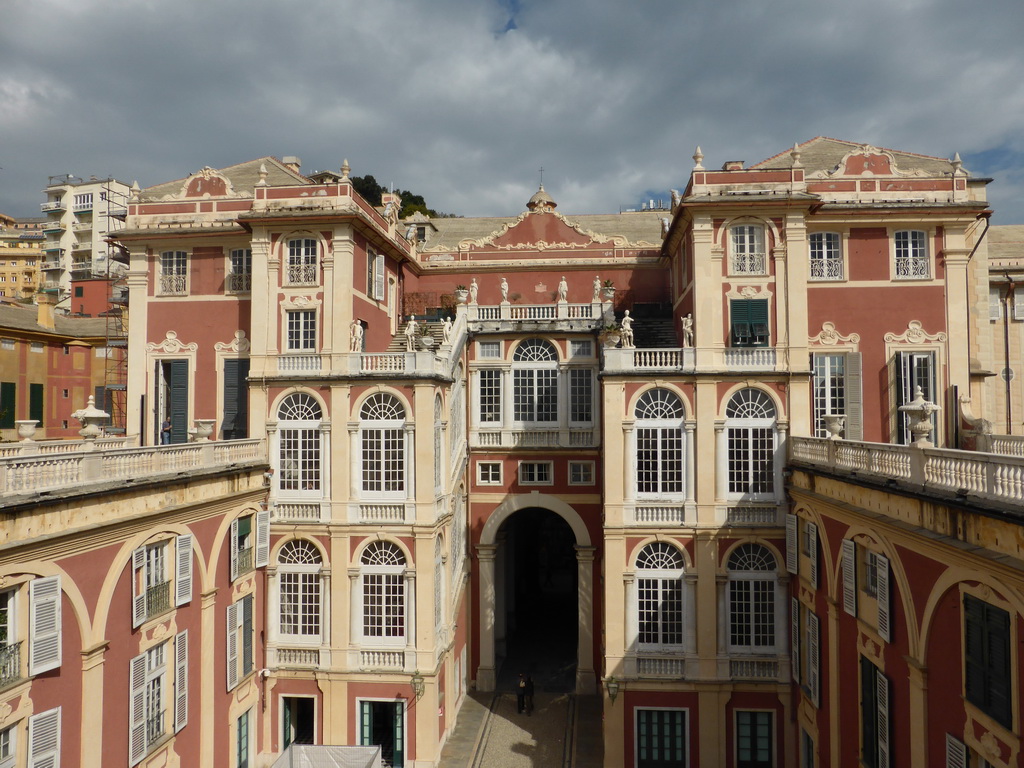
[726,389,777,499]
[286,237,318,285]
[433,535,445,636]
[635,389,685,497]
[512,339,558,423]
[277,540,323,642]
[360,393,407,498]
[278,393,323,496]
[434,395,444,495]
[727,543,778,652]
[636,542,685,649]
[360,541,406,644]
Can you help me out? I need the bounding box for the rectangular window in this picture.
[367,249,385,300]
[222,359,250,440]
[30,342,43,353]
[478,369,502,423]
[894,350,936,444]
[860,657,890,768]
[73,193,93,210]
[129,642,170,764]
[159,251,188,295]
[0,340,13,351]
[729,578,775,649]
[894,230,929,279]
[727,426,775,496]
[569,461,594,485]
[27,708,60,768]
[730,299,769,347]
[286,239,317,285]
[811,352,862,439]
[736,710,773,768]
[478,341,501,359]
[570,340,593,357]
[29,383,43,427]
[237,710,250,768]
[809,232,843,280]
[287,310,317,351]
[636,708,687,768]
[730,225,766,274]
[638,578,683,646]
[0,724,13,768]
[513,369,558,422]
[801,729,815,768]
[569,369,593,423]
[227,249,252,293]
[518,462,552,485]
[226,594,255,691]
[964,594,1012,729]
[0,590,18,689]
[477,462,502,485]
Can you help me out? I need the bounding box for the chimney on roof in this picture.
[723,161,745,171]
[37,291,56,331]
[282,156,302,174]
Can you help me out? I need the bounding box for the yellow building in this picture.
[0,215,42,301]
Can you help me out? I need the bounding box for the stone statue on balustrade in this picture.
[404,317,418,352]
[500,277,509,302]
[469,278,479,304]
[557,276,568,302]
[620,310,634,348]
[681,313,694,348]
[592,275,601,302]
[349,318,364,352]
[441,317,452,344]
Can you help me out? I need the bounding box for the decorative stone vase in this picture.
[600,330,621,349]
[454,288,469,304]
[418,334,436,351]
[898,386,941,447]
[823,414,846,440]
[16,420,39,442]
[193,419,216,442]
[602,286,616,301]
[71,395,109,441]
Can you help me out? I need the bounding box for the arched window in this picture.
[729,223,766,275]
[278,393,323,496]
[726,389,777,499]
[360,541,406,643]
[512,339,558,423]
[636,542,685,648]
[286,237,318,285]
[727,543,778,652]
[360,394,407,498]
[635,389,685,497]
[277,540,323,641]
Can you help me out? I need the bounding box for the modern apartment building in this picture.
[0,216,42,301]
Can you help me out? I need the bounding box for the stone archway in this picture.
[475,493,596,694]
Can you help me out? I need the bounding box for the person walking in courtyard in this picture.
[516,673,527,714]
[524,675,535,715]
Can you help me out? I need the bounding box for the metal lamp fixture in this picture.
[411,671,425,699]
[605,676,620,704]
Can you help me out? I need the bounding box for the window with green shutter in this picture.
[730,299,769,347]
[0,382,15,428]
[29,383,43,426]
[222,359,250,439]
[964,594,1012,729]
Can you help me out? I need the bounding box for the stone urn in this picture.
[600,328,621,348]
[71,395,109,441]
[822,414,846,440]
[602,286,616,301]
[418,333,436,351]
[898,386,941,447]
[16,420,39,442]
[193,419,216,442]
[454,288,469,304]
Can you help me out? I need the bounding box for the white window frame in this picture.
[277,393,324,499]
[518,461,553,486]
[29,576,61,676]
[725,389,778,502]
[277,540,324,645]
[158,251,188,295]
[477,369,502,424]
[477,341,501,359]
[809,231,843,281]
[635,543,687,652]
[892,229,930,280]
[570,340,593,358]
[226,248,252,293]
[634,389,686,500]
[27,707,60,768]
[511,340,559,425]
[286,309,317,352]
[129,641,171,765]
[726,544,781,655]
[226,594,255,691]
[477,461,502,485]
[132,535,192,628]
[568,368,595,425]
[359,542,407,647]
[367,248,385,301]
[230,511,270,582]
[0,723,14,768]
[729,224,767,275]
[568,461,594,486]
[812,351,863,440]
[359,394,409,501]
[285,238,318,285]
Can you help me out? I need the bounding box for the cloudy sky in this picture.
[2,0,1023,222]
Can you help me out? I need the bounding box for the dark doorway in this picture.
[498,508,578,692]
[282,696,315,747]
[359,700,404,768]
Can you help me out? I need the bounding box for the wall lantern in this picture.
[605,676,620,704]
[411,671,425,699]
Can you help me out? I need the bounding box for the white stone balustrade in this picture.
[790,436,1024,506]
[0,438,265,497]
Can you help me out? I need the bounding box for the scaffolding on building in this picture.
[100,182,129,434]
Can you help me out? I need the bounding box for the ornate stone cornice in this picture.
[215,330,251,354]
[809,321,861,346]
[884,320,947,344]
[147,331,198,354]
[807,144,933,180]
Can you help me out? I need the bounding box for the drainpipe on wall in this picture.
[1003,272,1016,434]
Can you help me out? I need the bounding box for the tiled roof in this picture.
[0,303,111,339]
[989,225,1024,264]
[751,137,958,176]
[140,157,311,201]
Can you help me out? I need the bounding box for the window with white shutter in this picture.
[945,735,967,768]
[841,540,857,615]
[132,547,147,628]
[226,602,239,691]
[133,542,172,625]
[807,522,819,589]
[128,652,147,765]
[29,577,61,675]
[175,535,192,607]
[791,597,800,683]
[876,667,890,768]
[226,596,254,691]
[785,514,798,575]
[27,707,60,768]
[808,612,820,708]
[876,553,890,642]
[255,511,270,569]
[174,630,188,733]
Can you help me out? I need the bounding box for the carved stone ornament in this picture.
[281,294,321,310]
[739,286,760,298]
[214,330,251,354]
[0,701,11,723]
[444,209,658,252]
[148,621,171,643]
[809,321,861,346]
[147,330,198,354]
[884,320,947,344]
[979,730,1000,759]
[808,144,932,180]
[161,166,245,200]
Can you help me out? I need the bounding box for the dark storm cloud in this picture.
[1,0,1022,221]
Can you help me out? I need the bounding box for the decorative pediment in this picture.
[160,166,245,200]
[215,330,251,354]
[884,320,947,344]
[808,144,931,180]
[809,321,860,346]
[147,331,197,354]
[456,210,651,251]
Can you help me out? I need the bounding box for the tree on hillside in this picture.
[350,175,454,218]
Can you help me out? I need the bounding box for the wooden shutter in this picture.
[791,597,800,683]
[0,382,15,429]
[987,602,1013,728]
[374,253,385,301]
[27,707,60,768]
[1015,287,1024,321]
[222,359,250,440]
[876,668,890,768]
[963,594,987,707]
[175,534,193,607]
[255,510,270,569]
[808,522,819,589]
[128,652,147,764]
[168,359,189,444]
[226,602,239,691]
[876,553,891,642]
[841,539,857,615]
[230,519,239,582]
[845,352,863,440]
[29,576,61,675]
[785,513,798,574]
[945,734,967,768]
[359,701,372,745]
[132,547,147,628]
[730,300,750,345]
[174,630,189,733]
[392,700,405,767]
[242,595,254,676]
[29,383,44,425]
[808,612,820,708]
